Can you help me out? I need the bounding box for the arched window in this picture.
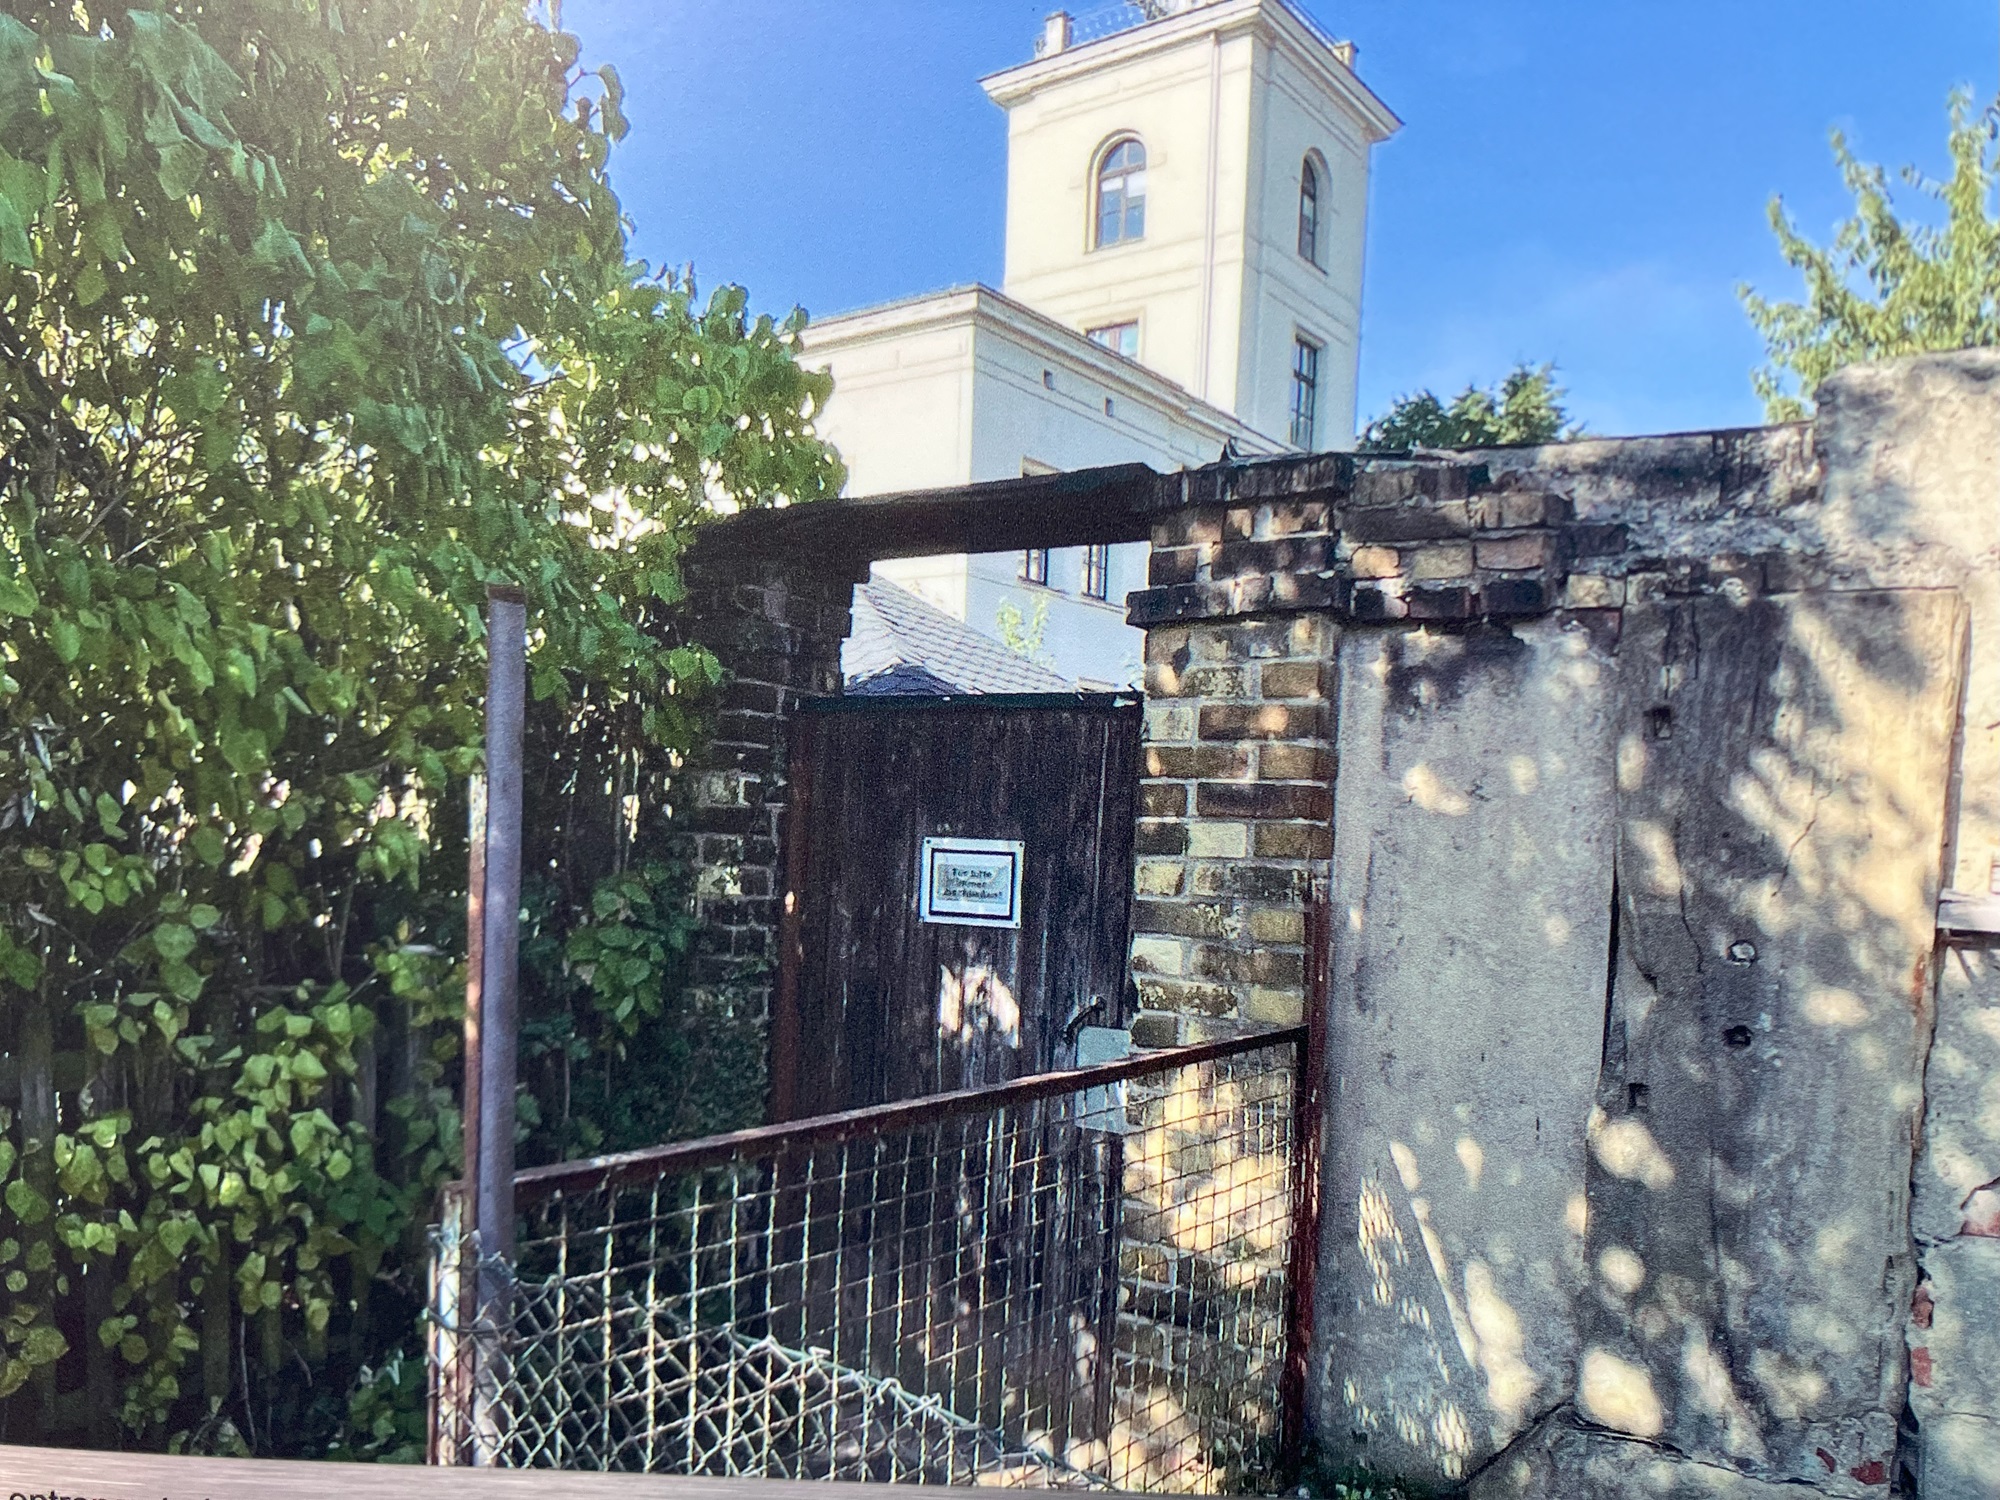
[1095,138,1147,248]
[1298,156,1322,266]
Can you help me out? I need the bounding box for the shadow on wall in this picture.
[1317,355,1993,1495]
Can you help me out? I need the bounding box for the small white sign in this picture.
[919,837,1025,929]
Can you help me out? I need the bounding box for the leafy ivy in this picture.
[0,0,840,1450]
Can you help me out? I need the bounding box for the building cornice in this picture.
[802,284,1287,454]
[980,0,1401,145]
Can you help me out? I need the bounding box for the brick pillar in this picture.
[1122,458,1576,1042]
[1127,502,1339,1042]
[675,551,864,1019]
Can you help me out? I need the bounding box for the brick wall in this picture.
[1122,459,1585,1041]
[1130,607,1335,1037]
[674,551,864,1019]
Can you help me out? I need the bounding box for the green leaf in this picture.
[0,192,29,269]
[152,922,196,961]
[156,140,205,201]
[0,572,36,617]
[4,1178,50,1225]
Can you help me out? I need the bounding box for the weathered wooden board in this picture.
[0,1442,967,1497]
[774,698,1139,1120]
[1587,590,1966,1484]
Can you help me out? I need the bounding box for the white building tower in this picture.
[989,0,1398,450]
[803,0,1399,689]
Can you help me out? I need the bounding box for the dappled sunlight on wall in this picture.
[1319,616,1618,1481]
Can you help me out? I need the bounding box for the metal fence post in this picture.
[466,583,527,1466]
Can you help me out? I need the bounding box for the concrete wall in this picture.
[1114,351,2000,1497]
[681,350,2000,1496]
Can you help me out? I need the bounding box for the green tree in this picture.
[1358,363,1581,450]
[1740,89,2000,420]
[0,0,840,1450]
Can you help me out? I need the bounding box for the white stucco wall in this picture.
[802,286,1279,686]
[984,0,1396,449]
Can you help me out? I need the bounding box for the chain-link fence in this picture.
[429,1027,1317,1493]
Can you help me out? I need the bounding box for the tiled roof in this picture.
[842,577,1074,695]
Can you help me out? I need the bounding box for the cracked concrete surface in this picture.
[1303,352,2000,1497]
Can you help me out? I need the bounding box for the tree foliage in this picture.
[1741,89,2000,420]
[1358,363,1580,451]
[0,0,840,1450]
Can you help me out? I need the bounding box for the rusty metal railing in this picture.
[428,1027,1318,1492]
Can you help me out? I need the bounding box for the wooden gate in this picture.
[769,694,1140,1121]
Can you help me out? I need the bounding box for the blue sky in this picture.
[561,0,1996,438]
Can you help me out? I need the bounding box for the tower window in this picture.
[1094,138,1147,248]
[1298,157,1322,266]
[1290,335,1321,449]
[1088,321,1140,358]
[1022,548,1050,585]
[1081,543,1110,600]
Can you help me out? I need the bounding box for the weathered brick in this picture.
[1349,582,1409,621]
[1223,506,1258,540]
[1195,781,1333,821]
[1198,703,1326,742]
[1130,934,1186,974]
[1268,571,1347,611]
[1342,501,1471,543]
[1350,466,1424,504]
[1475,533,1555,571]
[1140,781,1189,818]
[1126,582,1227,627]
[1258,660,1329,701]
[1149,546,1202,587]
[1244,986,1306,1025]
[1134,859,1186,898]
[1134,977,1238,1017]
[1485,576,1553,616]
[1348,544,1402,579]
[1409,542,1474,580]
[1192,618,1309,662]
[1144,702,1195,743]
[1567,521,1630,558]
[1502,490,1571,528]
[1152,508,1226,548]
[1145,745,1254,780]
[1134,820,1190,856]
[1266,501,1332,536]
[1145,659,1184,697]
[1259,743,1333,781]
[1188,861,1231,897]
[1180,665,1253,699]
[1144,625,1192,663]
[1248,907,1306,945]
[1219,863,1314,901]
[1188,822,1251,858]
[1253,822,1333,860]
[1211,536,1332,580]
[1406,584,1478,621]
[1562,574,1625,609]
[1129,1010,1182,1048]
[1191,944,1306,986]
[1131,899,1237,940]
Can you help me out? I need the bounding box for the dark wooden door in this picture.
[770,695,1140,1120]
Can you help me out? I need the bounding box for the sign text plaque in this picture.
[918,837,1025,929]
